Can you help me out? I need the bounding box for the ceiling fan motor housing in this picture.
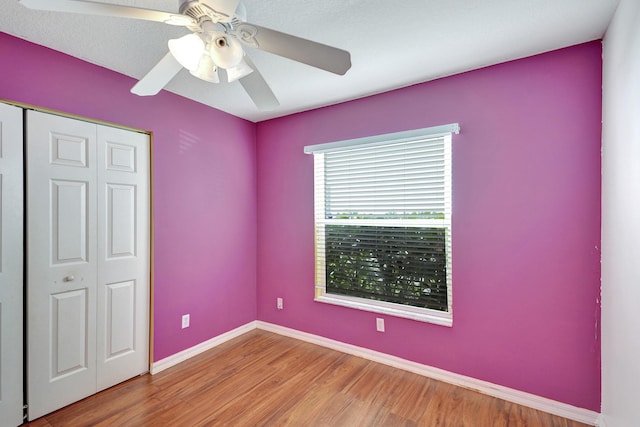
[179,0,238,24]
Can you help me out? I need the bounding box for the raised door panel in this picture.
[50,290,89,378]
[27,110,98,420]
[107,184,136,259]
[0,103,24,427]
[52,180,89,264]
[105,280,136,360]
[106,142,136,173]
[50,132,88,168]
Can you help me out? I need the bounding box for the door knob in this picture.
[63,275,75,282]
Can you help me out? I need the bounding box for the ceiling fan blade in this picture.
[19,0,195,26]
[131,52,183,96]
[238,56,280,111]
[234,23,351,75]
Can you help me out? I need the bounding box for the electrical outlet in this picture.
[376,318,385,332]
[277,297,283,310]
[182,314,190,329]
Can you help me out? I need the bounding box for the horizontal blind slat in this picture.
[325,180,444,191]
[325,160,445,174]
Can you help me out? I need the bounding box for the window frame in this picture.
[305,124,458,326]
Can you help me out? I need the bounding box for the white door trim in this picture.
[0,101,25,427]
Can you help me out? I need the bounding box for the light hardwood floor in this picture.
[26,330,590,426]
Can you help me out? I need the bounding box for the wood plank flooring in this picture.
[25,330,590,427]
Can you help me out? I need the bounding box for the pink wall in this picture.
[256,42,602,411]
[0,32,257,361]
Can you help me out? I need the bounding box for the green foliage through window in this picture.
[325,224,448,311]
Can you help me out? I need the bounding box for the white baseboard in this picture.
[151,321,257,374]
[256,321,601,426]
[597,414,607,427]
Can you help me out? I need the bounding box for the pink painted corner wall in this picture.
[256,42,602,410]
[0,32,257,361]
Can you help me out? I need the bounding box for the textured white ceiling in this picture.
[0,0,620,122]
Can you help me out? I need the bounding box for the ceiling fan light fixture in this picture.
[168,33,205,71]
[226,59,253,83]
[190,54,220,83]
[208,31,244,69]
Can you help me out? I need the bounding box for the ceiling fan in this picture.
[19,0,352,110]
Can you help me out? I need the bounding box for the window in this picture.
[304,124,458,326]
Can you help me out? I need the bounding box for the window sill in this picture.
[315,293,452,327]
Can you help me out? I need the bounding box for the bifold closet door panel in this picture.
[27,110,99,420]
[0,103,24,427]
[96,124,149,392]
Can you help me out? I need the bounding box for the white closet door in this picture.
[0,103,24,427]
[27,111,150,420]
[27,111,99,420]
[96,124,149,391]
